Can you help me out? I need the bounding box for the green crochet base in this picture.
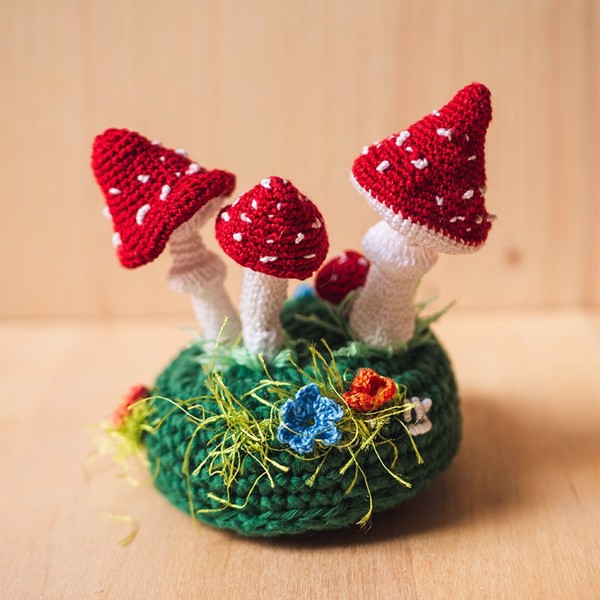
[144,296,461,536]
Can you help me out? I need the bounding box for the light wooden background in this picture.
[1,4,599,597]
[1,0,598,318]
[2,312,599,599]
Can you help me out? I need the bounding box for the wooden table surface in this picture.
[1,310,598,599]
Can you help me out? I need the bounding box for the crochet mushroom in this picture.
[215,177,329,358]
[315,250,370,305]
[92,128,241,342]
[349,83,495,346]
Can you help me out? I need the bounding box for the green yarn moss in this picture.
[144,296,461,536]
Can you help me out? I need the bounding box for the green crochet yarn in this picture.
[144,296,461,536]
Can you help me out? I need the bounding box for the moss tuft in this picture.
[139,296,461,536]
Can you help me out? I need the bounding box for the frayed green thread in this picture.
[142,340,422,528]
[101,339,421,527]
[90,399,156,485]
[102,295,461,535]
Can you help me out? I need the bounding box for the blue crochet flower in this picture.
[277,384,344,455]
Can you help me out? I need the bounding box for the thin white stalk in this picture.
[189,280,241,342]
[240,270,288,358]
[349,220,437,347]
[168,224,241,343]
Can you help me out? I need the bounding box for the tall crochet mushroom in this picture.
[92,128,241,342]
[215,177,329,358]
[349,83,496,347]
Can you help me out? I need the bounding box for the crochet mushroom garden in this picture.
[92,83,495,536]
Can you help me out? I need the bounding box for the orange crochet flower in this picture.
[343,368,397,412]
[113,384,151,426]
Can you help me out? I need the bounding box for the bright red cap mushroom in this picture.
[215,177,329,280]
[92,128,235,268]
[315,250,370,304]
[351,83,495,254]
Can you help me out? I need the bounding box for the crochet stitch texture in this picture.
[343,368,398,412]
[277,384,344,454]
[144,296,461,536]
[316,250,370,304]
[92,82,496,537]
[351,83,493,253]
[92,128,235,268]
[215,177,329,280]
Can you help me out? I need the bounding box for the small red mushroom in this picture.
[315,250,370,305]
[349,83,495,346]
[215,177,329,357]
[92,129,241,342]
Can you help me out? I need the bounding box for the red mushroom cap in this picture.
[351,83,494,254]
[92,128,235,268]
[315,250,370,304]
[215,177,329,280]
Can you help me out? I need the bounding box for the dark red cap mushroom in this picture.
[315,250,370,304]
[215,177,329,280]
[351,83,495,254]
[92,128,235,268]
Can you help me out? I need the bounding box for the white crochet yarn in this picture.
[349,220,437,347]
[240,270,287,358]
[189,282,242,342]
[167,204,241,343]
[168,231,225,290]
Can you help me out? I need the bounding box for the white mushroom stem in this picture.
[349,220,438,347]
[240,269,288,358]
[168,216,241,343]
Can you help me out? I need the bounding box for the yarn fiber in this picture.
[315,250,370,305]
[351,83,494,253]
[92,128,235,268]
[215,177,329,280]
[144,296,461,536]
[349,221,438,346]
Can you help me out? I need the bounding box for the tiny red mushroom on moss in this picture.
[315,250,370,304]
[351,83,495,253]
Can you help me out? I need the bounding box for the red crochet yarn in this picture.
[351,83,494,253]
[342,368,397,412]
[92,128,235,268]
[315,250,370,304]
[215,177,329,280]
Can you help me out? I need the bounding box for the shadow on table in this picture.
[244,393,597,549]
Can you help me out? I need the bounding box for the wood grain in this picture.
[0,0,598,318]
[1,311,598,599]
